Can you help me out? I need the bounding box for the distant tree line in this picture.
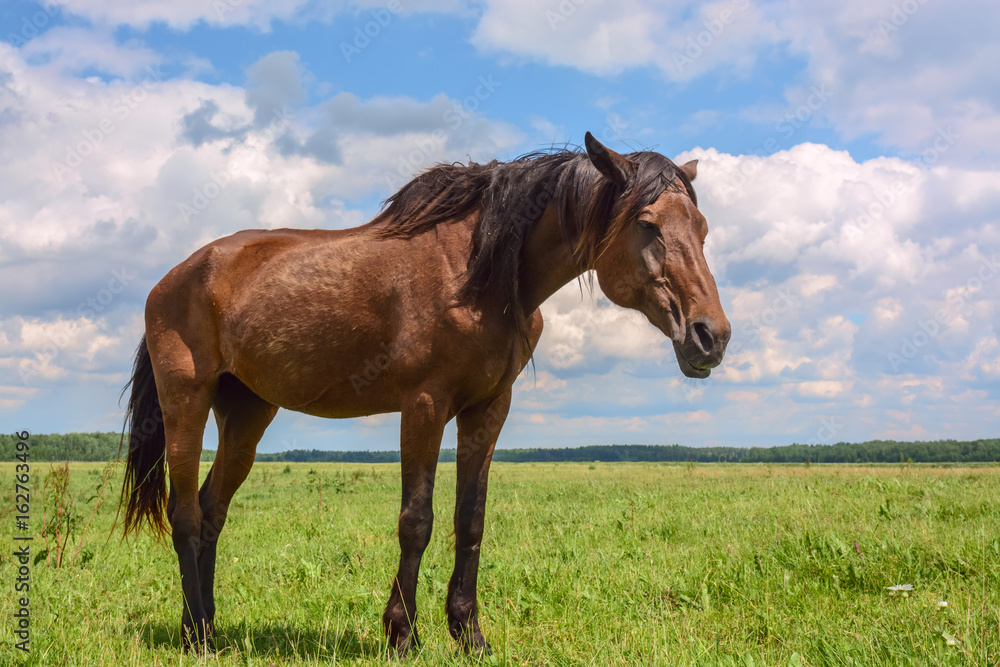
[2,432,997,464]
[0,432,215,462]
[0,432,125,462]
[255,449,399,463]
[738,439,1000,464]
[481,444,746,463]
[243,440,1000,464]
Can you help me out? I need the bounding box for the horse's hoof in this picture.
[389,643,413,660]
[388,630,419,659]
[182,637,216,654]
[456,632,492,658]
[181,623,216,654]
[450,624,493,658]
[467,641,493,658]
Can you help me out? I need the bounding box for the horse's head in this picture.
[584,132,730,379]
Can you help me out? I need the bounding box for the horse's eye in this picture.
[638,219,657,230]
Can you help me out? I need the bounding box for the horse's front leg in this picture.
[447,389,510,655]
[383,391,449,656]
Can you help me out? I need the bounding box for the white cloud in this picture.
[796,380,852,399]
[471,0,779,79]
[0,41,522,314]
[2,18,996,447]
[20,2,999,168]
[245,51,306,125]
[19,26,161,77]
[0,314,136,385]
[14,2,1000,169]
[49,0,473,31]
[537,282,670,370]
[54,0,313,30]
[777,0,1000,161]
[0,38,523,423]
[466,1,1000,165]
[508,140,997,446]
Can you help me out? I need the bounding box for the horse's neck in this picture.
[517,205,588,314]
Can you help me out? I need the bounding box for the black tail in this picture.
[118,335,169,538]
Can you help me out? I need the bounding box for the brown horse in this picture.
[118,132,730,655]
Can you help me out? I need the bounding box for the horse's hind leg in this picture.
[159,376,215,651]
[198,374,277,628]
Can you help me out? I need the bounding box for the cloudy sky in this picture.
[1,0,997,452]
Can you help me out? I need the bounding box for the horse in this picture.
[118,132,730,655]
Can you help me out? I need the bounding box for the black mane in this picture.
[372,146,696,346]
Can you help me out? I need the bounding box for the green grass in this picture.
[2,461,998,665]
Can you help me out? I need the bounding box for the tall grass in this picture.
[1,462,997,665]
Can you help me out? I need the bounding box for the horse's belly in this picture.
[228,338,404,417]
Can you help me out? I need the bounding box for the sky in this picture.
[0,0,998,453]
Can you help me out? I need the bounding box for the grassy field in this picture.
[1,460,998,666]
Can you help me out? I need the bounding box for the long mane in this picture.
[371,146,696,346]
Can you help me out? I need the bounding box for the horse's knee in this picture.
[199,505,228,545]
[455,505,485,540]
[398,505,433,552]
[171,504,203,552]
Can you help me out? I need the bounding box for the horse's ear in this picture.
[679,159,698,182]
[584,131,629,188]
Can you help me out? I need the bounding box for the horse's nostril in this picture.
[693,321,715,354]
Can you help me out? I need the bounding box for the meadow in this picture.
[1,461,997,666]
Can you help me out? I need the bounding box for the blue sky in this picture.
[1,0,997,452]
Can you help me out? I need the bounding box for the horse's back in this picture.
[145,223,487,417]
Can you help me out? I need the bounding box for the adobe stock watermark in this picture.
[595,112,628,146]
[546,0,586,31]
[340,0,406,63]
[887,254,999,372]
[12,430,32,653]
[716,81,834,198]
[875,0,930,40]
[178,106,293,222]
[843,125,959,241]
[51,66,164,182]
[349,341,404,395]
[680,373,712,404]
[774,84,833,140]
[4,0,69,48]
[77,268,136,318]
[214,0,244,20]
[741,287,798,342]
[382,75,501,192]
[805,416,844,446]
[457,405,507,463]
[18,268,136,383]
[671,0,751,75]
